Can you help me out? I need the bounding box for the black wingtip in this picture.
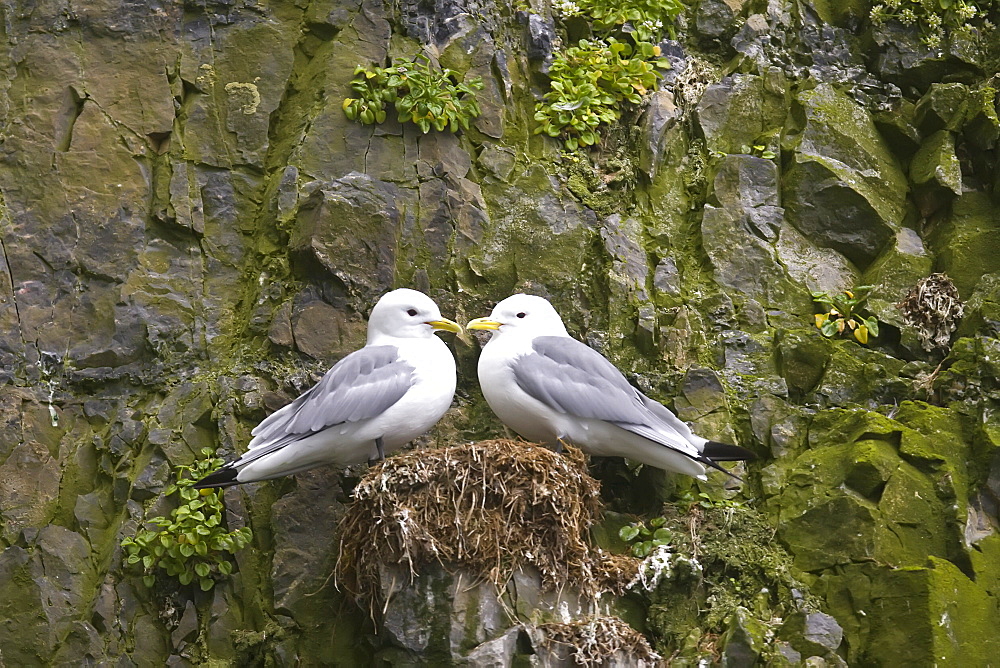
[703,441,757,462]
[193,466,240,489]
[699,455,744,482]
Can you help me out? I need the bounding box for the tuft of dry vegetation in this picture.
[897,273,964,352]
[336,439,634,610]
[537,615,661,666]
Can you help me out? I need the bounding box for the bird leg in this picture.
[554,438,571,454]
[368,436,387,466]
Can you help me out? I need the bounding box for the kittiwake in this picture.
[195,288,461,488]
[467,294,754,480]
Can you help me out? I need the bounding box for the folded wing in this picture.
[511,336,701,459]
[241,345,415,462]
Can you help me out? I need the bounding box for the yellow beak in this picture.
[427,318,463,334]
[466,317,501,331]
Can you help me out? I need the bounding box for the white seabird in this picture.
[195,288,461,488]
[467,294,754,480]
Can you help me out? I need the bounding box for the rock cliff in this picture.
[0,0,998,664]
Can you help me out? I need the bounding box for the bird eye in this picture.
[407,308,418,317]
[516,312,526,319]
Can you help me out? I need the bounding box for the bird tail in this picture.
[703,441,757,462]
[192,466,240,489]
[697,441,757,482]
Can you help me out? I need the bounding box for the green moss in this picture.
[640,498,819,663]
[862,227,934,327]
[785,408,962,562]
[910,129,962,195]
[564,154,638,218]
[232,622,289,667]
[777,329,834,397]
[970,533,1000,598]
[929,191,1000,297]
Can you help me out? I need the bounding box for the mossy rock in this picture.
[782,84,908,268]
[862,227,934,329]
[864,558,1000,666]
[914,82,971,134]
[695,73,789,156]
[777,409,956,570]
[958,271,1000,338]
[929,191,1000,297]
[777,328,835,398]
[815,341,908,406]
[804,0,870,26]
[969,533,1000,599]
[777,330,907,405]
[910,129,962,218]
[817,557,1000,666]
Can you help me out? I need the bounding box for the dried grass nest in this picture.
[897,272,964,352]
[336,439,637,609]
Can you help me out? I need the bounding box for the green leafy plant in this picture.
[121,449,252,592]
[534,39,667,150]
[741,143,777,159]
[555,0,686,41]
[813,286,880,344]
[343,55,484,133]
[619,516,674,558]
[869,0,993,48]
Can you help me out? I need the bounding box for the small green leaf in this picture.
[200,577,215,592]
[619,525,640,542]
[142,575,156,588]
[820,318,840,337]
[653,528,672,541]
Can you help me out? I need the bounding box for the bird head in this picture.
[367,288,462,344]
[466,294,569,338]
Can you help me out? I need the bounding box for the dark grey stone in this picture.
[653,257,682,297]
[695,0,737,39]
[525,12,555,62]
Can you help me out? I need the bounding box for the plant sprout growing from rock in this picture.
[122,449,252,591]
[812,286,880,344]
[343,56,483,133]
[619,516,673,558]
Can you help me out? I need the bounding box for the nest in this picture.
[336,439,628,610]
[537,616,661,666]
[897,273,964,352]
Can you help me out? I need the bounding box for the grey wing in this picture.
[513,336,700,457]
[249,345,415,448]
[512,337,650,424]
